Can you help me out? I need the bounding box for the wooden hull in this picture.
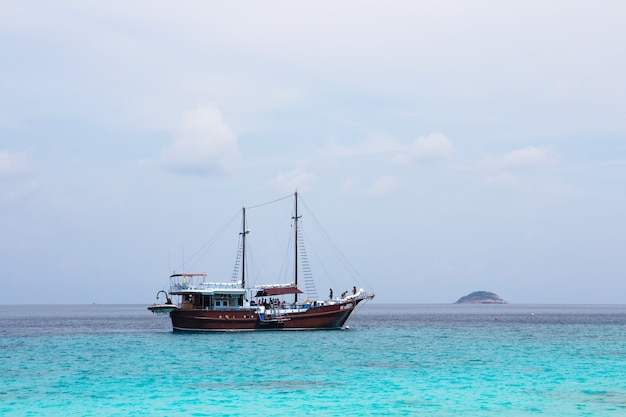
[169,300,363,332]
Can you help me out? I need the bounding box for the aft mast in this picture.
[293,191,301,303]
[240,207,249,289]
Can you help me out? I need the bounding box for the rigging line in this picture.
[253,201,293,282]
[173,208,242,272]
[299,197,374,291]
[301,228,336,288]
[245,193,292,210]
[243,235,256,285]
[277,223,294,284]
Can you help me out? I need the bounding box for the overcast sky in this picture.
[2,1,625,304]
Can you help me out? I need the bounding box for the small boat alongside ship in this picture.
[148,192,374,331]
[147,290,177,314]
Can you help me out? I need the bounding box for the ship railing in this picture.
[171,283,191,291]
[257,303,316,314]
[169,279,244,292]
[168,273,207,290]
[199,282,243,289]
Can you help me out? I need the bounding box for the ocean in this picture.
[1,303,625,416]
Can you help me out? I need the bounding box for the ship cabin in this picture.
[168,273,249,311]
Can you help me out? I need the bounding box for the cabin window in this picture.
[215,295,230,308]
[215,297,227,308]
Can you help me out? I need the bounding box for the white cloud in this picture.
[365,175,397,197]
[482,146,557,171]
[483,172,523,188]
[500,146,556,169]
[147,103,239,174]
[397,133,453,164]
[325,133,453,166]
[411,133,453,161]
[271,167,315,192]
[0,150,32,179]
[479,146,558,188]
[339,178,358,194]
[325,135,403,158]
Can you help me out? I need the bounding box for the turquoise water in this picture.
[2,304,626,416]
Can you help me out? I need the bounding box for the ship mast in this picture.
[240,207,249,289]
[293,191,301,303]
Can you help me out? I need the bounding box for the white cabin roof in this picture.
[170,281,247,295]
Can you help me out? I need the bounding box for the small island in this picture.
[455,291,508,304]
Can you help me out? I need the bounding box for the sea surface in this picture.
[1,303,626,416]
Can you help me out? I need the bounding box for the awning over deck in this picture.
[255,285,303,297]
[170,273,207,278]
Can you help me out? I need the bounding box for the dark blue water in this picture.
[2,304,625,416]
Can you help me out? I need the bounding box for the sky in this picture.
[1,0,625,304]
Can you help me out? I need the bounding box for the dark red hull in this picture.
[169,300,363,332]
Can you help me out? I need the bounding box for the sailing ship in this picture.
[148,192,374,331]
